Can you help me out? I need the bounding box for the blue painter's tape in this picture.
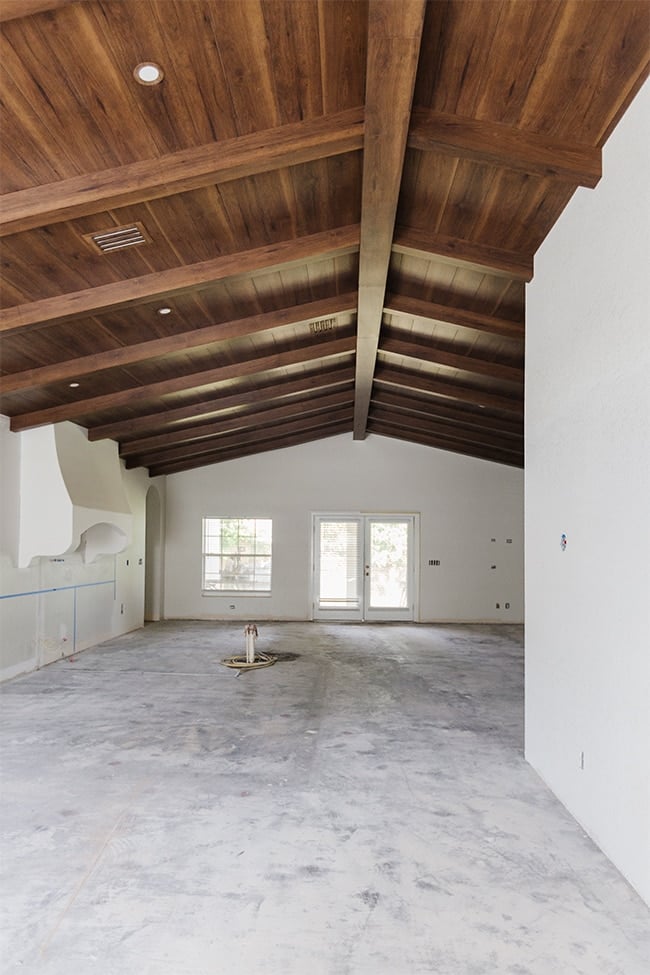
[0,580,115,600]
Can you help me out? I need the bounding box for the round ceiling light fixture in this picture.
[157,306,172,315]
[69,382,80,388]
[133,61,164,86]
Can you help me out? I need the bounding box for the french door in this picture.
[312,514,417,621]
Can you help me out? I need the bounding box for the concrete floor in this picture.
[1,622,648,975]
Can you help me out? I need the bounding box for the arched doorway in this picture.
[144,486,163,621]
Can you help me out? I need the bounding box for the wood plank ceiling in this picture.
[1,0,648,474]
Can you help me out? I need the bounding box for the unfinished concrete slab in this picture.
[1,622,648,974]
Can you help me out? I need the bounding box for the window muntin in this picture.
[202,518,272,592]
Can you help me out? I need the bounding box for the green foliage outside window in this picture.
[202,518,272,592]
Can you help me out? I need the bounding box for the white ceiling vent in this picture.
[83,223,151,254]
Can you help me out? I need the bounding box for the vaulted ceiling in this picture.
[1,0,648,474]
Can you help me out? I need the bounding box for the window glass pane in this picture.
[202,518,272,591]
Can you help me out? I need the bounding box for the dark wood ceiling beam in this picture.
[119,387,354,457]
[0,108,365,236]
[0,0,73,20]
[384,293,524,341]
[0,293,357,393]
[393,226,533,282]
[371,387,523,438]
[369,404,520,453]
[9,333,356,431]
[374,363,523,415]
[381,332,524,385]
[367,421,523,468]
[408,108,602,188]
[353,0,427,440]
[0,225,361,336]
[88,363,356,442]
[126,406,354,470]
[148,424,352,477]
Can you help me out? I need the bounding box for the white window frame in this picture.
[201,517,272,595]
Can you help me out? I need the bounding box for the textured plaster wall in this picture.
[525,82,650,904]
[163,433,524,623]
[0,420,159,681]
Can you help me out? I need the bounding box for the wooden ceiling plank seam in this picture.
[0,224,361,336]
[87,363,356,443]
[148,423,353,477]
[380,332,524,385]
[124,404,354,469]
[374,364,523,416]
[0,107,365,236]
[352,0,427,440]
[8,333,357,431]
[0,292,358,393]
[119,386,355,457]
[393,226,533,281]
[384,292,524,340]
[407,108,602,187]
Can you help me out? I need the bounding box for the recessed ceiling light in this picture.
[69,382,80,388]
[157,307,172,315]
[134,62,164,86]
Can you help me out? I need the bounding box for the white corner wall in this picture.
[525,82,650,904]
[163,433,523,623]
[0,419,164,681]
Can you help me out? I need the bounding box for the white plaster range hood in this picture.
[15,422,132,568]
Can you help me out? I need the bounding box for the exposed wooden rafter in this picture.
[148,424,353,478]
[408,109,602,188]
[0,294,358,393]
[368,422,523,468]
[384,293,524,340]
[9,333,356,431]
[393,227,533,282]
[352,0,427,440]
[374,364,523,415]
[0,225,360,336]
[371,386,523,438]
[1,0,646,473]
[88,364,356,443]
[125,404,354,470]
[0,108,365,236]
[380,331,524,385]
[119,387,354,458]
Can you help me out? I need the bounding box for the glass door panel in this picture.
[313,514,415,621]
[314,517,363,620]
[364,517,414,621]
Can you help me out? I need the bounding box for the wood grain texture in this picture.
[408,108,602,187]
[1,0,647,471]
[0,294,357,392]
[0,109,364,236]
[353,0,427,439]
[0,226,361,335]
[384,293,524,340]
[393,227,533,281]
[8,333,356,431]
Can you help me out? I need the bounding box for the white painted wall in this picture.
[525,82,650,904]
[164,433,524,623]
[0,420,162,681]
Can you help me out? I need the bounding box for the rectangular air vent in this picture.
[83,222,151,254]
[309,317,336,335]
